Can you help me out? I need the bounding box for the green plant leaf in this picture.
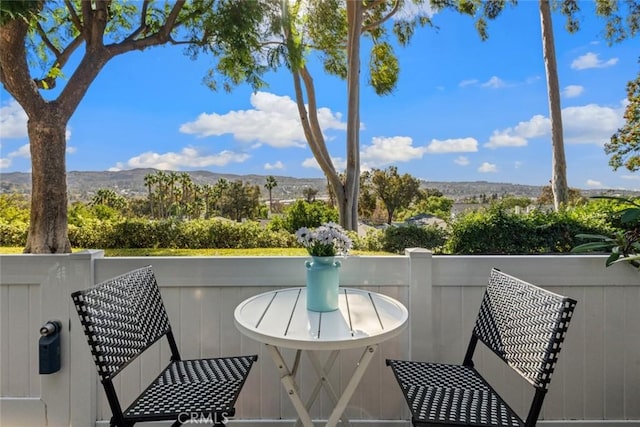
[571,242,615,253]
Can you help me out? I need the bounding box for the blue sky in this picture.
[0,1,638,190]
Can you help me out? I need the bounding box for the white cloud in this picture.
[563,103,624,145]
[481,76,507,89]
[621,175,640,181]
[478,162,498,173]
[586,179,605,188]
[394,1,435,20]
[459,79,479,88]
[67,146,77,154]
[563,85,584,98]
[462,76,538,89]
[118,146,250,170]
[426,137,478,153]
[0,100,72,141]
[108,162,125,172]
[0,143,29,169]
[361,136,430,166]
[0,100,28,139]
[513,115,549,138]
[485,131,529,149]
[454,156,470,166]
[179,91,347,148]
[485,103,623,148]
[10,144,31,158]
[302,156,346,171]
[264,161,284,170]
[571,52,618,70]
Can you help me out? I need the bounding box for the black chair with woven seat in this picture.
[387,268,577,427]
[71,265,257,427]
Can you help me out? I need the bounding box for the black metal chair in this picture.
[387,268,577,427]
[71,265,257,427]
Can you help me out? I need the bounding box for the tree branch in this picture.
[124,0,150,42]
[0,18,45,112]
[300,65,338,172]
[33,34,84,90]
[108,0,186,55]
[63,0,83,33]
[362,0,400,33]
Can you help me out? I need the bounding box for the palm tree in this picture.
[144,173,157,218]
[264,175,278,214]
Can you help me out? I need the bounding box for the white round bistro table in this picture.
[234,287,408,427]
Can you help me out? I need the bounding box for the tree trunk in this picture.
[540,0,569,210]
[24,111,71,253]
[344,0,363,231]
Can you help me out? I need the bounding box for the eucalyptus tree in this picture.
[260,0,432,231]
[539,0,568,210]
[0,0,270,253]
[433,0,639,211]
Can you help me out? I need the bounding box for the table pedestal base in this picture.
[266,344,378,427]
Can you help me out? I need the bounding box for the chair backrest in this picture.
[471,268,577,390]
[71,266,171,381]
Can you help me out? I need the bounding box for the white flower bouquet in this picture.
[295,222,352,257]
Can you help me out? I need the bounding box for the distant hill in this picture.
[1,169,638,202]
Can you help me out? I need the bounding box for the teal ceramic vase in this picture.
[305,256,341,312]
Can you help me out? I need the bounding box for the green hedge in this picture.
[445,206,613,254]
[382,225,448,254]
[0,222,28,246]
[1,204,619,255]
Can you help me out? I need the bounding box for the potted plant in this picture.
[296,222,352,311]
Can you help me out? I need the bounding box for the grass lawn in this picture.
[0,247,395,256]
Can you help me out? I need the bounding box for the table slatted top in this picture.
[234,287,408,350]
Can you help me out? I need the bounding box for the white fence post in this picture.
[39,250,103,426]
[406,248,433,363]
[67,250,103,426]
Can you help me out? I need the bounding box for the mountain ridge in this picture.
[1,169,637,201]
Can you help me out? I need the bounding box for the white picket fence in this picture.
[1,249,639,426]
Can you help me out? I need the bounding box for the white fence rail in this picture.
[1,250,639,426]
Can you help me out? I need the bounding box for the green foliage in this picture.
[572,196,640,268]
[271,200,339,234]
[606,66,640,172]
[0,222,28,246]
[69,202,122,225]
[492,196,534,210]
[359,228,385,252]
[536,185,587,205]
[371,166,421,224]
[65,218,297,250]
[446,205,614,254]
[400,196,454,221]
[0,0,40,25]
[369,41,399,95]
[0,194,30,224]
[382,225,448,254]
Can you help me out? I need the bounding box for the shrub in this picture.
[0,222,28,246]
[445,206,614,254]
[275,200,339,233]
[69,219,115,248]
[382,225,448,254]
